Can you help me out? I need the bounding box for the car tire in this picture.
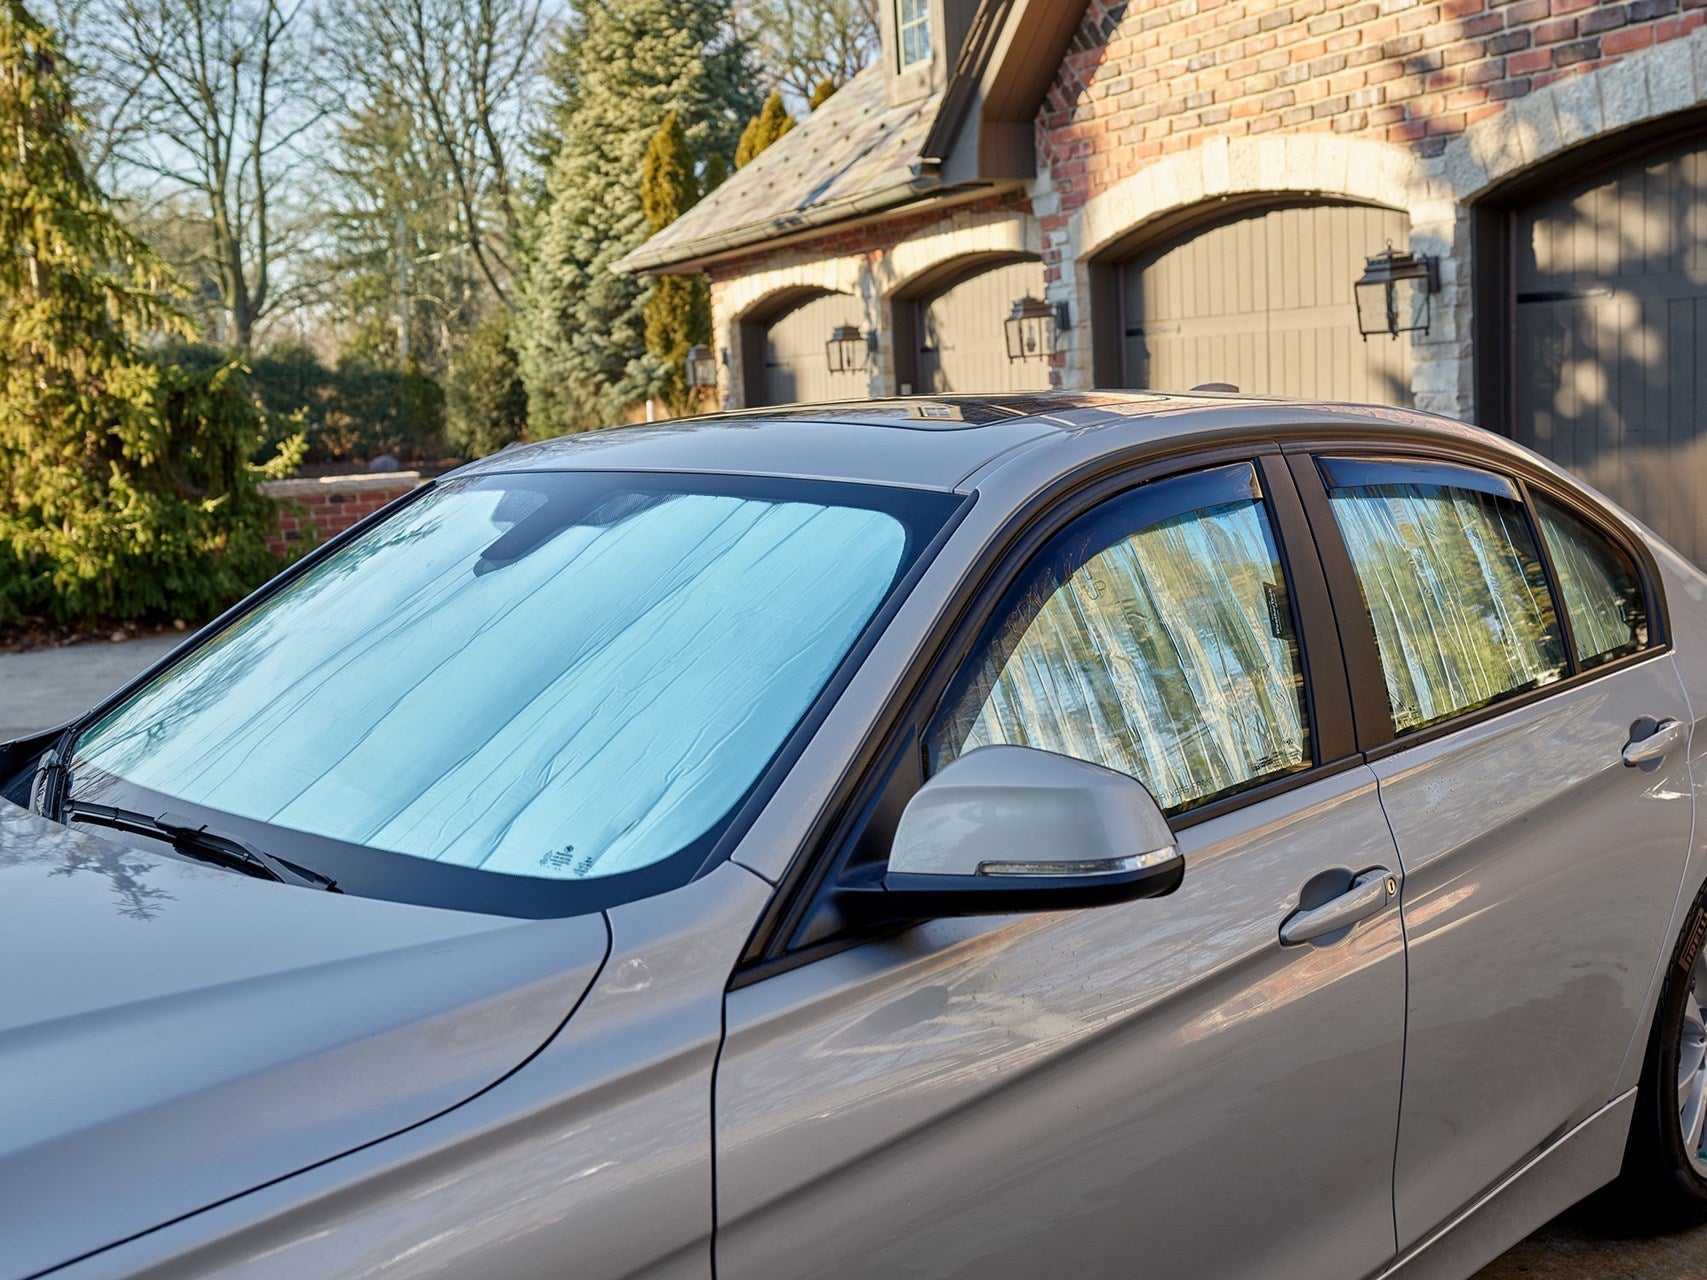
[1612,878,1707,1229]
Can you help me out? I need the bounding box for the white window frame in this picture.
[897,0,931,71]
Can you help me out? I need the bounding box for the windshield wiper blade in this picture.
[65,801,339,892]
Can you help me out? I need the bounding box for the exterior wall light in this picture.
[1005,296,1069,362]
[826,324,867,374]
[684,344,717,389]
[1355,245,1440,341]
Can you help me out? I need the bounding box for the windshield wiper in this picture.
[65,800,339,892]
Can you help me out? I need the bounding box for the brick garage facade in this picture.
[706,192,1036,403]
[260,473,423,558]
[681,0,1707,438]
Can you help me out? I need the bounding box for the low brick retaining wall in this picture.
[260,472,424,556]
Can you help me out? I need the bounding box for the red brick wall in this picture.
[261,473,422,558]
[1040,0,1706,218]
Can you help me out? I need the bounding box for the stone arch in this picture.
[873,209,1040,298]
[713,258,871,409]
[1069,135,1429,265]
[1443,31,1707,202]
[1060,135,1459,409]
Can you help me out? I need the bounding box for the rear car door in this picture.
[1299,450,1693,1249]
[715,456,1408,1280]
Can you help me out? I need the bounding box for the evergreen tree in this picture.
[702,151,730,195]
[0,2,296,626]
[518,0,753,437]
[640,110,711,417]
[808,76,838,110]
[445,312,528,458]
[734,89,794,168]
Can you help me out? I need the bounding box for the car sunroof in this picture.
[714,392,1162,430]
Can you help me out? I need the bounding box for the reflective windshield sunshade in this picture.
[72,472,946,883]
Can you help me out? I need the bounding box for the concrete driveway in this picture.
[0,633,182,741]
[4,636,1707,1277]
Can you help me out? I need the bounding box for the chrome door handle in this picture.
[1280,868,1398,946]
[1623,717,1687,767]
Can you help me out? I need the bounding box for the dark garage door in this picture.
[1514,135,1707,563]
[746,290,867,407]
[1119,203,1413,405]
[916,258,1052,394]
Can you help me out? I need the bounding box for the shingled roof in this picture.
[615,67,943,275]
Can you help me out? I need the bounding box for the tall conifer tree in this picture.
[734,89,794,168]
[0,1,292,624]
[518,0,753,437]
[641,110,711,417]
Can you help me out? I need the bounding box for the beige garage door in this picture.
[917,258,1052,394]
[1120,203,1413,405]
[752,291,867,407]
[1514,135,1707,563]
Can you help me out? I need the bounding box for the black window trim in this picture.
[1282,437,1671,760]
[734,440,1362,984]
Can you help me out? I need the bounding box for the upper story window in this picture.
[898,0,931,70]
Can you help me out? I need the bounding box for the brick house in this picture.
[619,0,1707,562]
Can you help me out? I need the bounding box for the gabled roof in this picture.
[616,68,942,275]
[617,0,1094,276]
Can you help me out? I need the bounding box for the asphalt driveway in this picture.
[0,633,182,741]
[3,636,1707,1277]
[1472,1206,1707,1277]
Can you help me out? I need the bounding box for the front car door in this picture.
[1299,450,1694,1249]
[715,457,1408,1280]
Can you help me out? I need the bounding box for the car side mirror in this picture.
[842,745,1183,921]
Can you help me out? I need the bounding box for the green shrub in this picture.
[0,353,306,627]
[0,5,301,630]
[249,341,334,452]
[319,357,446,462]
[445,314,528,458]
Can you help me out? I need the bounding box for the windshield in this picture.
[68,470,958,913]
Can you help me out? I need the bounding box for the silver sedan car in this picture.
[5,391,1707,1280]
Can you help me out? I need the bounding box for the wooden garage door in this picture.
[753,291,866,406]
[1514,136,1707,563]
[1120,203,1412,405]
[918,259,1051,394]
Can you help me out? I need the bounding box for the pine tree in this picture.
[0,2,296,626]
[702,151,730,195]
[808,77,838,110]
[735,89,795,168]
[517,0,754,437]
[641,110,711,417]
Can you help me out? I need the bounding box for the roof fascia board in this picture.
[929,0,1094,187]
[623,179,1023,277]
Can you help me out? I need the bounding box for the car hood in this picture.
[0,800,609,1280]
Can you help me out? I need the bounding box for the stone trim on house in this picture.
[628,0,1707,449]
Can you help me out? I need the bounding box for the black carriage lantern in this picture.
[1004,296,1068,362]
[684,343,717,389]
[825,324,867,374]
[1355,244,1440,341]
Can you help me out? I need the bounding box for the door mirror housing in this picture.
[845,745,1183,921]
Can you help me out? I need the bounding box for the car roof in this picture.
[454,390,1505,492]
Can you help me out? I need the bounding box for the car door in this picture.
[714,457,1408,1280]
[1298,451,1694,1249]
